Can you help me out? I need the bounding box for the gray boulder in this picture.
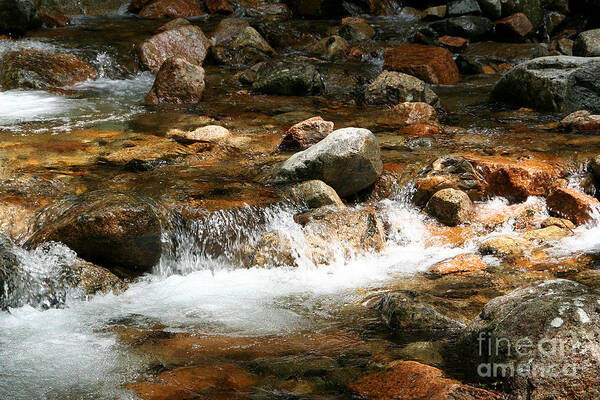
[573,29,600,57]
[289,180,344,209]
[364,71,439,107]
[253,61,323,96]
[425,188,474,226]
[492,56,600,114]
[0,0,37,34]
[275,128,382,197]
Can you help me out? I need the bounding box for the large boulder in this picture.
[383,44,460,85]
[146,57,205,105]
[252,61,323,96]
[364,71,440,107]
[573,29,600,57]
[137,25,210,73]
[27,192,163,276]
[458,280,600,399]
[0,49,96,90]
[0,0,37,34]
[275,128,382,197]
[492,56,600,114]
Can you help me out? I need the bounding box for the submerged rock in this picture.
[146,57,205,105]
[383,44,460,84]
[288,180,344,209]
[426,188,474,226]
[0,49,96,90]
[546,187,600,225]
[280,116,334,150]
[275,128,382,197]
[573,29,600,57]
[364,71,440,107]
[253,61,323,96]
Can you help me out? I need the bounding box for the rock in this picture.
[205,0,232,14]
[559,110,600,132]
[36,0,126,15]
[383,44,460,85]
[479,235,528,258]
[520,225,571,241]
[27,192,163,275]
[430,253,487,275]
[546,187,600,225]
[129,0,153,12]
[253,61,323,96]
[543,11,565,37]
[491,56,600,114]
[477,0,501,19]
[245,3,291,18]
[458,280,600,400]
[390,102,438,125]
[423,5,447,20]
[426,188,474,226]
[167,125,230,144]
[35,8,70,27]
[569,270,600,288]
[211,17,249,44]
[398,124,441,136]
[493,13,533,42]
[97,136,194,167]
[309,35,349,60]
[557,38,574,56]
[275,128,382,197]
[591,155,600,182]
[573,29,600,57]
[138,0,205,18]
[137,25,210,73]
[211,25,276,66]
[448,0,481,16]
[377,292,466,339]
[431,16,493,41]
[438,35,469,52]
[0,0,37,35]
[457,41,550,74]
[415,156,485,206]
[500,0,542,28]
[541,217,575,230]
[246,231,299,268]
[0,49,96,90]
[280,116,334,150]
[288,180,344,209]
[349,361,503,400]
[364,71,440,107]
[145,57,205,105]
[284,0,339,18]
[465,154,564,198]
[157,17,191,32]
[339,19,375,42]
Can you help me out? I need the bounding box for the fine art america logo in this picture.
[476,331,588,378]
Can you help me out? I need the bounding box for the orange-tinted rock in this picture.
[398,124,440,136]
[560,110,600,132]
[494,13,533,41]
[139,0,205,19]
[383,44,460,84]
[36,8,70,28]
[206,0,233,14]
[391,102,438,125]
[465,154,565,198]
[546,187,600,225]
[430,254,487,275]
[280,116,334,150]
[349,361,503,400]
[347,46,364,61]
[438,35,468,51]
[146,57,205,104]
[137,25,210,73]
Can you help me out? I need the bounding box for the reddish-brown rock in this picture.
[205,0,233,14]
[139,0,205,19]
[465,154,565,198]
[129,0,153,12]
[36,8,70,28]
[438,35,468,52]
[547,187,600,225]
[383,44,460,84]
[391,102,438,125]
[137,25,210,73]
[560,110,600,132]
[430,254,487,275]
[494,13,533,41]
[146,57,205,105]
[349,361,503,400]
[280,116,334,150]
[398,123,441,136]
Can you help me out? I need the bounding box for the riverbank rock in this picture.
[546,187,600,225]
[458,280,600,400]
[27,192,163,276]
[253,61,323,96]
[426,188,474,226]
[492,56,600,114]
[560,110,600,132]
[139,0,205,18]
[280,117,334,150]
[0,0,37,35]
[383,44,460,85]
[288,180,344,209]
[573,29,600,57]
[275,128,382,197]
[349,361,503,400]
[137,25,210,73]
[364,71,440,107]
[146,57,205,105]
[0,49,96,90]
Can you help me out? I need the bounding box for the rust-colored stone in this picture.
[398,123,440,136]
[139,0,205,19]
[494,13,533,41]
[547,187,600,225]
[383,44,460,84]
[146,57,205,104]
[438,35,468,51]
[280,116,334,150]
[391,102,438,125]
[205,0,233,14]
[36,8,70,27]
[430,254,487,275]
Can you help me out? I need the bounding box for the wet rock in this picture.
[458,41,550,74]
[167,125,230,144]
[557,38,574,56]
[137,25,210,73]
[391,102,438,125]
[541,217,575,230]
[501,0,542,28]
[35,8,70,28]
[157,17,191,32]
[383,44,460,85]
[426,188,474,226]
[569,270,600,288]
[448,0,481,16]
[559,110,600,132]
[493,13,533,42]
[349,361,502,400]
[0,0,37,35]
[423,5,447,20]
[364,71,440,107]
[246,231,299,268]
[492,56,600,114]
[129,0,153,12]
[205,0,232,14]
[211,17,249,44]
[37,0,126,15]
[0,49,96,91]
[280,116,334,150]
[275,128,382,197]
[377,292,466,339]
[520,225,571,241]
[546,187,600,225]
[398,124,441,136]
[430,253,487,276]
[573,29,600,57]
[438,35,469,52]
[458,279,600,400]
[543,11,565,37]
[477,0,501,19]
[431,16,493,41]
[145,57,205,105]
[283,0,340,18]
[465,154,565,198]
[211,25,276,66]
[309,35,349,60]
[289,180,344,209]
[27,192,163,275]
[591,155,600,182]
[479,235,528,258]
[415,156,485,206]
[245,3,291,18]
[339,19,375,42]
[139,0,205,18]
[253,61,322,96]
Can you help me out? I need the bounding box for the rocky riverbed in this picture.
[1,0,600,399]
